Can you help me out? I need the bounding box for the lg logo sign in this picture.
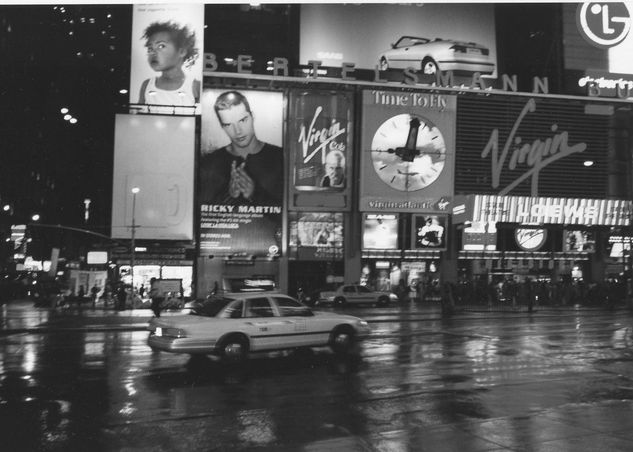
[577,2,631,48]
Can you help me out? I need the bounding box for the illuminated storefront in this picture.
[111,3,633,298]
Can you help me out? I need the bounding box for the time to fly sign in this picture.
[359,90,456,214]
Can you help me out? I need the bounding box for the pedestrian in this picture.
[297,287,306,304]
[115,284,127,311]
[90,284,99,308]
[150,277,162,317]
[77,285,85,308]
[525,277,534,313]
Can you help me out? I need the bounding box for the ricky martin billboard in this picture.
[199,88,284,258]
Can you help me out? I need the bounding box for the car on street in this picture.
[378,36,495,75]
[147,292,371,361]
[311,284,399,307]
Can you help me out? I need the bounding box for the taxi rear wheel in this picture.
[376,296,389,307]
[219,334,249,362]
[330,326,356,354]
[334,297,347,307]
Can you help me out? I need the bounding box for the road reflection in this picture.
[2,309,633,450]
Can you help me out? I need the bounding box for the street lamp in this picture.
[130,187,140,290]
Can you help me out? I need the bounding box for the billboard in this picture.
[359,90,456,213]
[111,114,195,240]
[300,3,497,76]
[287,90,353,209]
[130,3,204,111]
[199,89,284,257]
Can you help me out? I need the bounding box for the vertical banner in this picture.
[199,89,284,257]
[287,90,353,209]
[359,90,456,214]
[130,3,204,111]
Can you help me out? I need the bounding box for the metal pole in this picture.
[130,187,139,291]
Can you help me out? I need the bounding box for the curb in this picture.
[0,323,150,335]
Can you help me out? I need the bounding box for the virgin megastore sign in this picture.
[453,195,632,226]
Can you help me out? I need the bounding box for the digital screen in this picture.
[563,230,595,252]
[363,214,398,249]
[412,215,447,249]
[289,212,343,260]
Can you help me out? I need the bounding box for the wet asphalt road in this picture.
[2,304,633,451]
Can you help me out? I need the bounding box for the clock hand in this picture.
[392,117,421,162]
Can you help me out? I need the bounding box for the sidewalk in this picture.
[1,298,630,335]
[0,298,174,334]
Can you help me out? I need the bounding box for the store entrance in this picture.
[288,261,344,299]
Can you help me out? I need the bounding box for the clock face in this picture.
[515,228,547,251]
[370,113,446,191]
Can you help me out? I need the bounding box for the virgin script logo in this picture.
[480,99,587,197]
[297,106,346,164]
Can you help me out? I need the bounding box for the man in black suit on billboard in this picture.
[199,90,283,206]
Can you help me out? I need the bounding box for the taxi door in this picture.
[243,297,297,351]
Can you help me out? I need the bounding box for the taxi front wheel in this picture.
[330,326,356,354]
[219,335,249,362]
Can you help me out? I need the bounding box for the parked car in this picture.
[313,284,398,307]
[147,292,371,361]
[378,36,495,75]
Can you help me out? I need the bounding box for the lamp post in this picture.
[130,187,140,291]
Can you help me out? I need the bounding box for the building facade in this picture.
[108,3,633,299]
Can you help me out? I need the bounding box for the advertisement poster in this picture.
[111,114,195,240]
[130,3,204,111]
[413,215,447,250]
[199,89,284,257]
[289,212,343,260]
[363,214,398,249]
[359,90,456,213]
[288,91,352,191]
[300,3,497,76]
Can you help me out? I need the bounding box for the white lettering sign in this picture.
[481,99,587,196]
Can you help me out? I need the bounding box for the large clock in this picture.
[515,228,547,251]
[370,113,446,191]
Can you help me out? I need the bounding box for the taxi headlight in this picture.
[154,327,187,338]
